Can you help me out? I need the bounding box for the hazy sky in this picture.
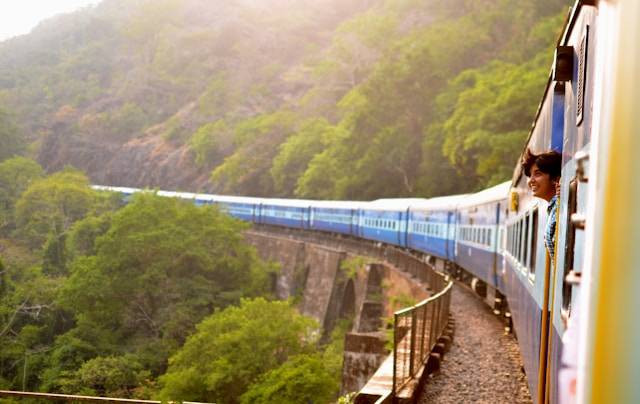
[0,0,99,41]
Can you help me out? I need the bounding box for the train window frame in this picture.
[522,213,530,267]
[529,208,538,278]
[562,178,579,314]
[519,218,526,272]
[515,221,520,264]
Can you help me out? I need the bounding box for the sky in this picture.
[0,0,100,41]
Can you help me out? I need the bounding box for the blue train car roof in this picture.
[157,190,198,200]
[91,185,141,194]
[365,199,420,211]
[407,194,470,211]
[207,194,263,205]
[260,198,314,208]
[458,181,510,208]
[309,200,365,210]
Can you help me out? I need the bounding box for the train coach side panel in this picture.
[504,258,543,403]
[407,210,450,259]
[310,207,355,236]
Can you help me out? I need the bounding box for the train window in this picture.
[529,209,538,274]
[515,221,521,263]
[522,214,530,265]
[563,178,579,313]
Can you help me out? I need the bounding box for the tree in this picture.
[14,168,98,250]
[0,157,43,233]
[0,109,24,162]
[58,194,273,370]
[210,111,296,196]
[158,298,318,404]
[240,354,339,404]
[68,355,150,398]
[270,118,332,196]
[188,120,233,168]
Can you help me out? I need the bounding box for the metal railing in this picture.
[392,275,453,394]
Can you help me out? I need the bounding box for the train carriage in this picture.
[358,200,409,247]
[208,195,262,222]
[259,198,312,229]
[406,195,468,262]
[454,182,510,291]
[309,200,362,236]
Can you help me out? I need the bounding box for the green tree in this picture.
[14,168,98,250]
[210,111,296,196]
[0,109,24,162]
[158,298,318,404]
[58,194,273,371]
[0,157,43,232]
[270,118,333,196]
[240,354,339,404]
[66,355,150,398]
[188,120,233,168]
[439,54,551,188]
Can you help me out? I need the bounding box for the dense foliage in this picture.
[0,0,571,198]
[0,157,346,401]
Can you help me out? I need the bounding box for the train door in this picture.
[543,4,597,403]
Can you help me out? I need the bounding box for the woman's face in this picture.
[528,163,556,201]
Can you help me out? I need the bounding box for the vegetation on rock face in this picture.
[0,0,571,197]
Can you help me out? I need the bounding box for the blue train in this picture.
[94,1,640,403]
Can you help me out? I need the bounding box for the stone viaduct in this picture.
[245,227,432,394]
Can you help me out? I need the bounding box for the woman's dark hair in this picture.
[521,148,562,179]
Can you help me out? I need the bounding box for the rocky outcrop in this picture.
[38,126,211,192]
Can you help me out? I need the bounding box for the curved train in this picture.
[95,1,640,403]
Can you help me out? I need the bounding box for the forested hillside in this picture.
[0,0,571,198]
[0,157,345,402]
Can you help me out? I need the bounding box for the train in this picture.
[94,1,640,403]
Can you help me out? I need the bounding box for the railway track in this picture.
[418,283,531,404]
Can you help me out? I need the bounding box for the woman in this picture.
[521,148,562,260]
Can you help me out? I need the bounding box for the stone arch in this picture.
[357,264,385,332]
[365,263,384,300]
[339,278,356,321]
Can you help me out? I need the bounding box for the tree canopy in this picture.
[158,298,319,403]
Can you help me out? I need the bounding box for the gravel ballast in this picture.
[419,284,532,404]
